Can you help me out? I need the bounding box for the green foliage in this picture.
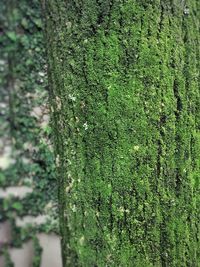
[12,202,23,211]
[0,0,58,263]
[32,236,42,267]
[3,248,14,267]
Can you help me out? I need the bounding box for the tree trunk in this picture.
[43,1,200,266]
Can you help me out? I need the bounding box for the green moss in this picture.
[44,0,200,266]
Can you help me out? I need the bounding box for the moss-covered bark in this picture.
[43,1,200,266]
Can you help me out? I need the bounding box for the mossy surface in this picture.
[44,1,200,266]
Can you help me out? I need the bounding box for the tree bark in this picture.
[43,1,200,266]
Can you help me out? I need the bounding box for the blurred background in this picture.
[0,1,62,266]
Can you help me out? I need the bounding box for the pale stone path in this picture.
[37,233,62,267]
[0,235,62,267]
[0,185,62,267]
[0,213,62,267]
[0,186,33,199]
[9,241,34,267]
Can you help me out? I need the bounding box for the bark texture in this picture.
[43,1,200,266]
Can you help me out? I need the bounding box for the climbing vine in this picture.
[0,0,58,265]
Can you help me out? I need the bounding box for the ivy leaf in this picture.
[12,202,23,211]
[33,18,42,28]
[7,31,17,41]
